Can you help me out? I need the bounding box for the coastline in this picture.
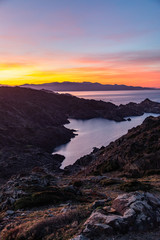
[0,86,160,183]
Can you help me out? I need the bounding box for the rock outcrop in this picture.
[72,192,160,240]
[0,169,82,211]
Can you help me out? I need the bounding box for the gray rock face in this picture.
[78,192,160,240]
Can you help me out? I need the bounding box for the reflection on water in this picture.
[54,113,160,168]
[58,90,160,105]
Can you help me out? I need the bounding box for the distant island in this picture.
[21,81,156,91]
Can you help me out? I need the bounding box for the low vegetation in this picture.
[119,180,152,192]
[14,186,81,210]
[100,178,123,186]
[93,159,120,175]
[1,206,91,240]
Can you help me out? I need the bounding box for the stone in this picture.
[60,207,68,213]
[9,197,15,205]
[130,200,152,213]
[84,212,108,226]
[71,235,89,240]
[92,199,107,209]
[80,192,160,238]
[48,214,54,217]
[146,192,160,207]
[83,223,113,239]
[71,221,78,227]
[6,210,15,215]
[123,208,136,223]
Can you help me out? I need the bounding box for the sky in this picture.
[0,0,160,87]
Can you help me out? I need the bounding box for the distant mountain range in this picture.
[21,82,156,91]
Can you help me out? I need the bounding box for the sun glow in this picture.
[0,58,160,87]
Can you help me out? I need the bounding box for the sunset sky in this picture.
[0,0,160,87]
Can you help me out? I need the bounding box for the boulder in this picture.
[92,199,107,209]
[6,210,15,216]
[81,192,160,239]
[71,235,89,240]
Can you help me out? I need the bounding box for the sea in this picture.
[57,90,160,105]
[54,90,160,168]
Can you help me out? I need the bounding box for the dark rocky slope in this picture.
[67,116,160,177]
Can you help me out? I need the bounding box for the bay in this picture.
[54,113,160,169]
[54,90,160,168]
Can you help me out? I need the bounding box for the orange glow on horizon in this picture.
[0,58,160,88]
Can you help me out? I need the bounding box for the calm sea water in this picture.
[54,90,160,168]
[55,113,160,168]
[58,90,160,105]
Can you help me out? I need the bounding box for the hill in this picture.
[21,81,155,91]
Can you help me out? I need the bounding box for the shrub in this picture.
[14,186,80,209]
[145,169,160,176]
[93,159,120,175]
[73,180,83,188]
[119,180,152,192]
[1,207,91,240]
[100,178,123,186]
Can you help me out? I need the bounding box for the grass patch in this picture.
[100,178,123,187]
[1,206,91,240]
[72,180,83,188]
[14,186,81,210]
[145,169,160,176]
[93,160,120,175]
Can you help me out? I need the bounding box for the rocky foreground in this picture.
[0,166,160,240]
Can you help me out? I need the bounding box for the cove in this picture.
[54,113,160,169]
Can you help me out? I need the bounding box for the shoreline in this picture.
[0,87,160,183]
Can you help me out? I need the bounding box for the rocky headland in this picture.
[0,86,160,239]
